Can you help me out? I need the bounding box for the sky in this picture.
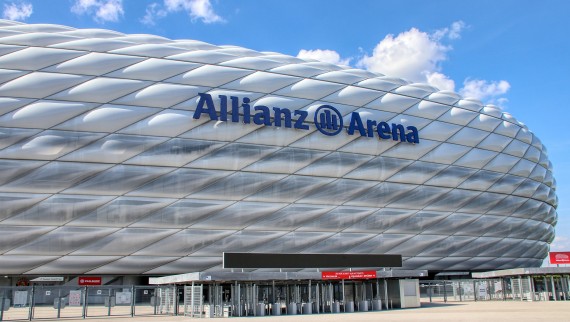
[1,0,569,265]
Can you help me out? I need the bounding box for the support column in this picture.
[383,279,388,309]
[551,276,557,301]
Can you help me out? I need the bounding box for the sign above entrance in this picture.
[223,253,402,269]
[78,277,102,286]
[321,271,377,280]
[549,252,570,264]
[30,276,64,282]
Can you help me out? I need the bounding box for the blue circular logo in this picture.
[314,105,343,136]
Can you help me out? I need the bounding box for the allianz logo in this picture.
[193,93,419,144]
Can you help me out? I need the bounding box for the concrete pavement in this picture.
[20,301,569,322]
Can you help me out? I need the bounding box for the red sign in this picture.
[549,252,570,264]
[321,271,377,280]
[78,277,102,286]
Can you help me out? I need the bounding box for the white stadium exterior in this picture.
[0,20,558,277]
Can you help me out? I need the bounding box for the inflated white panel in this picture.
[404,100,450,119]
[0,47,84,70]
[113,83,207,108]
[222,71,300,93]
[483,153,520,173]
[49,77,150,103]
[168,65,252,87]
[109,43,188,57]
[0,101,94,129]
[477,133,512,152]
[365,93,420,113]
[322,86,383,106]
[106,58,199,81]
[420,121,462,141]
[437,107,478,125]
[44,52,144,75]
[274,79,345,100]
[455,99,483,112]
[0,72,90,98]
[453,149,498,169]
[56,105,158,132]
[120,110,206,137]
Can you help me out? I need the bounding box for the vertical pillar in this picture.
[272,281,276,305]
[519,276,524,301]
[383,279,388,309]
[551,276,557,301]
[528,276,534,301]
[308,280,312,306]
[130,285,135,317]
[473,281,477,301]
[501,279,506,301]
[542,276,550,301]
[28,285,35,321]
[1,291,5,322]
[342,280,345,312]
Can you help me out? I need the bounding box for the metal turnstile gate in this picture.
[184,284,203,318]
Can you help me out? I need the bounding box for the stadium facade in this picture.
[0,20,558,277]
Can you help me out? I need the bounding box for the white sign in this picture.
[69,290,81,306]
[45,291,51,296]
[31,277,64,282]
[14,291,28,307]
[478,285,487,297]
[143,290,148,295]
[115,292,132,305]
[96,290,102,295]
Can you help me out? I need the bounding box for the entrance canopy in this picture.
[149,269,427,285]
[473,267,570,278]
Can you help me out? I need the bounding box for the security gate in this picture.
[184,284,203,318]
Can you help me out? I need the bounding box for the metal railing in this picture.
[0,285,178,321]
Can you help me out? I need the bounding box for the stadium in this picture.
[0,19,558,279]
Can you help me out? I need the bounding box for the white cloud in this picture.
[425,72,455,91]
[294,21,510,105]
[297,49,351,66]
[357,24,459,84]
[432,20,466,40]
[142,0,224,26]
[71,0,124,23]
[2,2,32,21]
[550,236,570,252]
[459,79,510,102]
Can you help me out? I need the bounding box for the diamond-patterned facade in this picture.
[0,20,557,275]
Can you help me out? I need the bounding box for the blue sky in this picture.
[2,0,569,264]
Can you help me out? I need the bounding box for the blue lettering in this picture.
[273,107,292,128]
[347,112,367,136]
[377,122,391,139]
[193,93,218,120]
[406,126,419,144]
[366,119,376,138]
[294,110,309,130]
[391,123,406,141]
[253,105,272,126]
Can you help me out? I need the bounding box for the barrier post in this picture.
[82,287,87,319]
[28,285,35,321]
[130,286,135,317]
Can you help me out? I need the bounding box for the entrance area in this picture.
[150,269,425,318]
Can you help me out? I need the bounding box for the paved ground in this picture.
[14,301,569,322]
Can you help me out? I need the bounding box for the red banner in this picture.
[78,277,102,286]
[549,252,570,264]
[321,271,377,280]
